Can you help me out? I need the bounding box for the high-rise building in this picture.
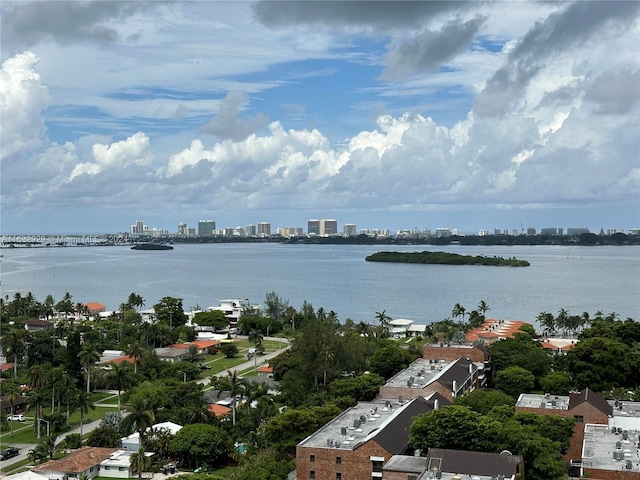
[308,219,320,235]
[258,222,271,237]
[278,227,303,237]
[343,223,356,237]
[177,222,188,235]
[198,220,215,237]
[320,219,338,235]
[245,224,257,237]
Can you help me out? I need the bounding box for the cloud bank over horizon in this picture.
[1,1,638,234]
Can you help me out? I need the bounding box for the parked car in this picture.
[0,447,19,460]
[199,364,212,370]
[6,414,25,422]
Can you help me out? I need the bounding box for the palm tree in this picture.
[216,370,243,426]
[79,344,100,393]
[28,388,49,438]
[107,362,133,411]
[477,300,490,319]
[122,398,155,449]
[129,448,151,480]
[43,295,55,320]
[183,344,202,363]
[248,329,263,349]
[555,308,570,336]
[74,390,95,437]
[60,377,78,426]
[537,311,556,336]
[375,310,391,338]
[28,364,49,391]
[3,328,27,378]
[4,380,20,437]
[47,367,65,414]
[125,341,145,374]
[127,293,145,312]
[451,303,467,324]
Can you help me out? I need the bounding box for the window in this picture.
[336,474,342,480]
[310,454,315,462]
[336,456,342,464]
[309,471,315,479]
[408,475,418,480]
[574,415,584,423]
[372,460,384,472]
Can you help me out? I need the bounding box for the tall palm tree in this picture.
[4,380,21,437]
[216,370,243,426]
[556,308,570,336]
[74,390,95,437]
[79,344,100,393]
[47,367,65,414]
[60,377,78,426]
[28,388,49,439]
[537,311,556,336]
[28,364,49,391]
[375,310,391,338]
[451,303,467,324]
[106,362,133,411]
[477,300,490,319]
[129,448,151,480]
[248,329,263,349]
[125,341,145,373]
[127,293,145,312]
[122,398,155,449]
[3,328,27,378]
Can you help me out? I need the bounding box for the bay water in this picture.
[1,243,638,325]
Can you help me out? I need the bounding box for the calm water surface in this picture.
[1,244,638,324]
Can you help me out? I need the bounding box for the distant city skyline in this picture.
[1,2,638,236]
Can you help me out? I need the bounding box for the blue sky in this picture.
[1,1,639,235]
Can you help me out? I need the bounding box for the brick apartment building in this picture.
[421,343,489,364]
[296,393,450,480]
[379,357,486,403]
[516,388,613,460]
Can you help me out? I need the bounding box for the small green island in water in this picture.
[365,250,530,266]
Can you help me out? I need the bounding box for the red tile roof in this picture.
[466,319,529,344]
[34,447,118,473]
[208,404,231,417]
[170,340,221,349]
[84,302,106,312]
[0,363,14,372]
[257,365,273,374]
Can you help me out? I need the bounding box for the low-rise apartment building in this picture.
[296,393,451,480]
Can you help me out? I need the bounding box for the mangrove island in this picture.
[365,250,530,266]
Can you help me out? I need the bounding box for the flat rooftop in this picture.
[383,358,453,390]
[298,397,413,451]
[418,473,511,480]
[611,399,640,418]
[581,424,640,474]
[516,393,569,411]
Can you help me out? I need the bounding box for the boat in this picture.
[131,243,173,250]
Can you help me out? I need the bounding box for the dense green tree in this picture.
[220,343,239,358]
[3,327,27,378]
[454,389,515,415]
[264,291,289,320]
[193,310,228,331]
[369,342,415,379]
[539,371,573,395]
[260,403,342,456]
[327,373,385,402]
[86,425,122,447]
[171,423,232,469]
[489,332,552,381]
[564,336,636,391]
[494,366,536,398]
[153,297,188,327]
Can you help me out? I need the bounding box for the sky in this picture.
[1,1,639,235]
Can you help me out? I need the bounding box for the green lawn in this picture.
[0,405,117,445]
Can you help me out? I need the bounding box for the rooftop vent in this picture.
[340,426,347,436]
[613,449,625,461]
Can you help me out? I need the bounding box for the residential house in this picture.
[16,318,53,332]
[83,302,106,316]
[32,447,118,480]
